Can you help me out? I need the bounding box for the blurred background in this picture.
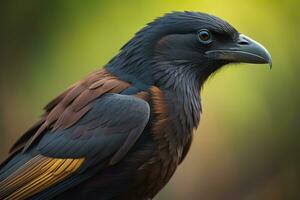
[0,0,299,199]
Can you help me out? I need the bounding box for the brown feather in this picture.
[150,86,169,135]
[19,68,130,152]
[134,91,149,101]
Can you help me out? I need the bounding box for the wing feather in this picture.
[0,68,149,199]
[20,69,130,152]
[1,156,84,200]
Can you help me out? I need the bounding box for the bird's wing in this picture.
[37,93,150,165]
[10,69,132,153]
[0,69,150,200]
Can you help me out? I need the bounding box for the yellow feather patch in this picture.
[0,155,84,200]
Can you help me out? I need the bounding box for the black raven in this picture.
[0,11,271,200]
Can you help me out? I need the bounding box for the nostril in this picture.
[238,40,249,45]
[237,37,250,45]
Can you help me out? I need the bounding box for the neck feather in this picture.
[152,61,202,132]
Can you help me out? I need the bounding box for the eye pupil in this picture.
[201,32,209,40]
[198,30,211,43]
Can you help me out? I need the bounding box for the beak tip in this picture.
[268,61,272,70]
[264,53,272,70]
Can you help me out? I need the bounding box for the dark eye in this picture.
[198,29,212,44]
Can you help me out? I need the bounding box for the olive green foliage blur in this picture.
[0,1,299,200]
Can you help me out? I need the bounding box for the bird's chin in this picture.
[196,62,227,84]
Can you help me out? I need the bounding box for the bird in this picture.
[0,11,272,200]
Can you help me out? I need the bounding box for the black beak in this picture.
[206,34,272,68]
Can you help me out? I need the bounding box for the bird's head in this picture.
[107,11,272,89]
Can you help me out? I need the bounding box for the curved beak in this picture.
[206,34,272,69]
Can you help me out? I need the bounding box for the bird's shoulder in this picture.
[9,68,149,154]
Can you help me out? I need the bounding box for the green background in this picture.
[0,0,299,199]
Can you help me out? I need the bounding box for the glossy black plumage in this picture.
[0,11,271,200]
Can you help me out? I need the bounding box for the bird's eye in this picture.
[198,29,212,44]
